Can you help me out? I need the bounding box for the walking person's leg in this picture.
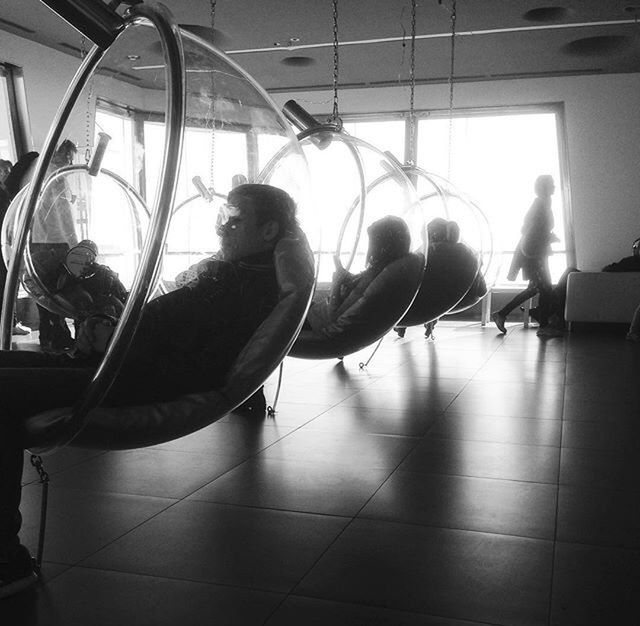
[492,283,538,334]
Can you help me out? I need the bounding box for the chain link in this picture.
[80,36,93,163]
[85,81,94,164]
[209,0,217,189]
[447,0,457,179]
[407,0,417,166]
[329,0,341,127]
[30,455,50,484]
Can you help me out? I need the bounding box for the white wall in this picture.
[272,74,640,271]
[3,26,639,271]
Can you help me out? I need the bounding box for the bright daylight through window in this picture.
[96,103,570,291]
[344,108,570,286]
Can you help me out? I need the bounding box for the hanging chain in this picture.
[328,0,342,128]
[30,455,50,485]
[208,0,217,190]
[447,0,457,179]
[80,36,93,164]
[407,0,417,166]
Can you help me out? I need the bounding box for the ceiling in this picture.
[2,0,640,92]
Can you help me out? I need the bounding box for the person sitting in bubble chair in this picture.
[305,215,411,337]
[0,183,305,599]
[53,239,128,323]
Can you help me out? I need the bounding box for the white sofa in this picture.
[565,271,640,328]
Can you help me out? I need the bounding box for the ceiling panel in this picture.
[2,0,639,91]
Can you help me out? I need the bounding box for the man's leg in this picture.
[0,353,94,598]
[0,412,36,598]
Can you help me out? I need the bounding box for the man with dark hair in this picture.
[0,183,299,598]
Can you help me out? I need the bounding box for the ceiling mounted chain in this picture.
[328,0,342,129]
[80,35,93,164]
[407,0,417,166]
[209,0,217,189]
[447,0,457,179]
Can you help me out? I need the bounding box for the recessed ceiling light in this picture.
[562,35,631,56]
[523,7,570,22]
[127,54,140,61]
[281,56,316,67]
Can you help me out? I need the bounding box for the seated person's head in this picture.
[52,139,77,168]
[445,221,460,243]
[4,152,38,197]
[64,239,98,278]
[365,215,411,269]
[216,183,297,261]
[427,217,449,244]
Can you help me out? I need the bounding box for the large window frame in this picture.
[341,103,575,286]
[0,62,32,161]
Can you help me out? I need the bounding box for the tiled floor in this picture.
[3,321,640,625]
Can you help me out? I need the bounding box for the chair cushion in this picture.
[291,252,424,359]
[24,234,315,451]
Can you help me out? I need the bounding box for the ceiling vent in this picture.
[281,56,316,67]
[0,17,36,34]
[562,35,631,56]
[523,7,570,22]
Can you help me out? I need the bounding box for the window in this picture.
[0,63,31,163]
[144,121,250,277]
[416,109,569,285]
[342,105,572,286]
[95,104,136,186]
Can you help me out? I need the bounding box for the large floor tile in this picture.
[360,471,557,539]
[560,447,640,491]
[21,448,107,482]
[83,500,349,593]
[433,412,561,446]
[562,418,640,451]
[189,456,392,516]
[472,360,566,385]
[18,483,175,564]
[447,381,564,420]
[267,595,489,625]
[550,542,640,625]
[341,386,458,413]
[400,437,560,483]
[565,357,638,388]
[218,402,332,428]
[557,485,640,548]
[562,389,640,422]
[296,519,553,626]
[258,428,418,469]
[51,448,243,498]
[13,567,283,626]
[150,418,290,455]
[302,404,442,437]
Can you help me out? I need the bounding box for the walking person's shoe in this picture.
[11,323,31,336]
[0,545,38,599]
[491,311,507,334]
[626,332,640,343]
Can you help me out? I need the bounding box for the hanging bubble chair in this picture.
[2,158,149,319]
[260,103,426,359]
[0,3,315,453]
[396,166,496,327]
